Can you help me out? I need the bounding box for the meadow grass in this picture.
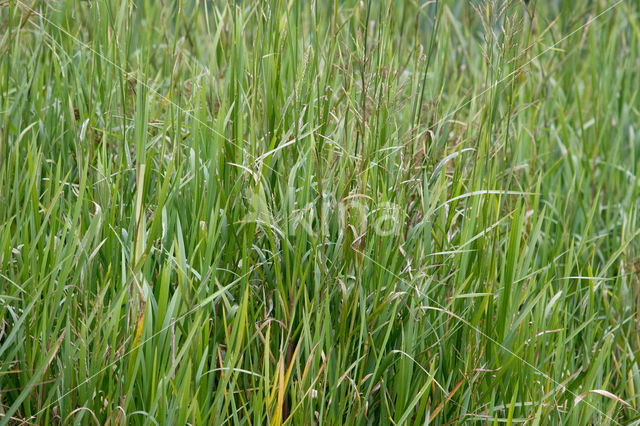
[1,0,640,424]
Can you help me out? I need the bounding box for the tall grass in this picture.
[1,0,640,424]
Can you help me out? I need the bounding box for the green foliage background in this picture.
[1,0,640,424]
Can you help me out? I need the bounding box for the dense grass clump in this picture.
[1,0,640,424]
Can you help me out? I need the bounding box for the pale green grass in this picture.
[1,0,640,424]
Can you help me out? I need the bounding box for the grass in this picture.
[1,0,640,424]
